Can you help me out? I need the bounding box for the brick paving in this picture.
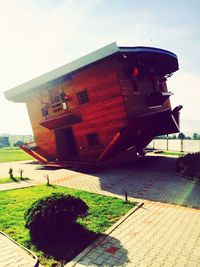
[67,202,200,267]
[0,155,200,266]
[0,232,37,267]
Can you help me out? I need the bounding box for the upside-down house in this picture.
[5,42,182,167]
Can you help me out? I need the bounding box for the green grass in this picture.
[0,176,30,184]
[161,151,186,157]
[0,147,33,162]
[0,177,12,184]
[0,185,134,266]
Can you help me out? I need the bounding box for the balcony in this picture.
[145,91,173,107]
[40,112,82,130]
[51,101,63,113]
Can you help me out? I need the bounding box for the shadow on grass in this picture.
[10,177,30,183]
[46,184,56,188]
[31,223,100,263]
[19,177,30,181]
[10,176,18,182]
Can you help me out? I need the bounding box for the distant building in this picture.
[0,137,10,148]
[5,42,182,167]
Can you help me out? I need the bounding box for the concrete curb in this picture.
[0,182,38,192]
[0,231,39,267]
[65,202,144,267]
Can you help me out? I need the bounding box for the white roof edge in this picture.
[5,42,119,102]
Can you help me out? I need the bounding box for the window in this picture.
[77,90,89,105]
[87,133,99,146]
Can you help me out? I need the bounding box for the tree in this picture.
[192,133,200,140]
[155,135,167,139]
[168,134,176,139]
[14,140,24,147]
[178,132,186,140]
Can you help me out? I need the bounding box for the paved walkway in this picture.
[67,202,200,267]
[0,232,38,267]
[0,155,200,266]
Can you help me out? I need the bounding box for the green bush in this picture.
[24,193,88,242]
[175,152,200,179]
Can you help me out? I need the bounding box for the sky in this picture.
[0,0,200,134]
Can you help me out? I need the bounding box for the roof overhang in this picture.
[4,42,178,103]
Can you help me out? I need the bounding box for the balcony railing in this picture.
[40,112,82,130]
[51,101,63,113]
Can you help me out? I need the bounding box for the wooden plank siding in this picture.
[25,56,128,161]
[25,54,174,162]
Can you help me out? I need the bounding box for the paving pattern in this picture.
[67,202,200,267]
[0,232,37,267]
[50,155,200,209]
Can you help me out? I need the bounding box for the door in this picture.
[55,127,78,160]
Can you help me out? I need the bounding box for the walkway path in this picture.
[0,232,38,267]
[66,202,200,267]
[1,156,200,207]
[0,155,200,266]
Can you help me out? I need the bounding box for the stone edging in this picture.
[65,202,144,267]
[0,231,39,267]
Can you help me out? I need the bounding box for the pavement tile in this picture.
[92,257,105,265]
[185,261,199,267]
[102,256,118,265]
[137,260,152,267]
[105,246,119,254]
[173,262,187,267]
[149,262,163,267]
[99,253,110,260]
[190,255,200,263]
[154,255,165,264]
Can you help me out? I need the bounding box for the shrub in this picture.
[175,152,200,179]
[24,193,89,242]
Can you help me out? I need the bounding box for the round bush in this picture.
[175,152,200,179]
[24,193,89,242]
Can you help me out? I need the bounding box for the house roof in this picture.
[4,42,178,102]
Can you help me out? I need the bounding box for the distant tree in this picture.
[192,133,200,140]
[178,132,186,140]
[14,141,24,147]
[155,135,167,139]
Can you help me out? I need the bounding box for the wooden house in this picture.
[5,42,182,167]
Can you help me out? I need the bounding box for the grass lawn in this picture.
[161,151,186,157]
[153,150,186,157]
[0,185,135,266]
[0,176,30,184]
[0,177,12,184]
[0,147,33,162]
